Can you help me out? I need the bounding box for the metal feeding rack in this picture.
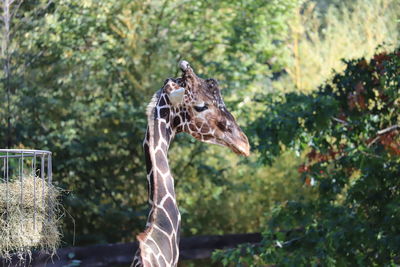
[0,149,53,230]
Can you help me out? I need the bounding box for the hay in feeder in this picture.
[0,175,61,260]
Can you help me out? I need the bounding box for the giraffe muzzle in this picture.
[223,130,250,157]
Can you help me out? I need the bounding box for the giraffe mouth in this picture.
[218,132,250,157]
[228,139,250,156]
[233,145,250,156]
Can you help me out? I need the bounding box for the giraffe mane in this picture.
[139,88,167,246]
[146,89,162,133]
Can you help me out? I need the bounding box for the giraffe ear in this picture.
[168,87,185,106]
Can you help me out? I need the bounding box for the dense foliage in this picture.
[0,0,399,266]
[214,49,400,265]
[0,0,299,245]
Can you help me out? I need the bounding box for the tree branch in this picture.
[332,117,349,125]
[367,125,399,147]
[377,124,399,135]
[10,0,23,21]
[12,0,53,32]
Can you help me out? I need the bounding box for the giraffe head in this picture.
[164,61,250,156]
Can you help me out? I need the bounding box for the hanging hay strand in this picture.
[0,174,61,260]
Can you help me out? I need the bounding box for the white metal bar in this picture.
[0,149,51,154]
[33,152,37,231]
[20,152,23,232]
[41,155,45,214]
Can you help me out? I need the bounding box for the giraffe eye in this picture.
[194,104,208,112]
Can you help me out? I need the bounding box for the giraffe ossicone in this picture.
[132,61,250,267]
[179,60,189,71]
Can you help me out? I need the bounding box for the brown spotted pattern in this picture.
[132,62,250,267]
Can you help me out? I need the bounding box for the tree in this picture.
[214,48,400,266]
[0,0,299,246]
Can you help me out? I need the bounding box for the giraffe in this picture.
[132,60,250,267]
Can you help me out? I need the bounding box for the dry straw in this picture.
[0,174,61,261]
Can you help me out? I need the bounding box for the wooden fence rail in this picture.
[3,233,261,267]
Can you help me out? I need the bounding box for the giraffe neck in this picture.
[135,92,181,267]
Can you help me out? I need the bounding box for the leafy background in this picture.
[0,0,399,266]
